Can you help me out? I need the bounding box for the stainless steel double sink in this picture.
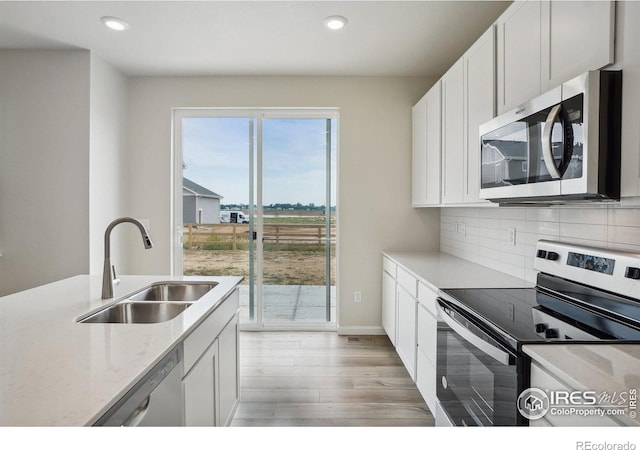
[78,281,218,324]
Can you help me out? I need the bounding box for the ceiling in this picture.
[0,1,510,77]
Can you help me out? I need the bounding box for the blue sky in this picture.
[182,117,336,206]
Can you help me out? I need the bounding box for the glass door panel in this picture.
[180,116,257,323]
[261,118,336,325]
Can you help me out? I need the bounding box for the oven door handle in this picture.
[436,301,512,366]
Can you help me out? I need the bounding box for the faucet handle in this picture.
[112,265,121,286]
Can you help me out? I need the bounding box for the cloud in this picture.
[182,116,336,205]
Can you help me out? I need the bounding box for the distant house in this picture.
[183,178,223,224]
[481,141,528,187]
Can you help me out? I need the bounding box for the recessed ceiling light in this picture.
[101,16,130,31]
[323,15,348,31]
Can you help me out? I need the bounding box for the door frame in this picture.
[172,107,339,331]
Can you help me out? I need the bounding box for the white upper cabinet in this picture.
[410,0,618,206]
[464,26,495,204]
[412,82,441,207]
[496,0,542,114]
[497,0,615,114]
[425,83,443,206]
[541,1,615,91]
[441,58,465,205]
[412,93,428,206]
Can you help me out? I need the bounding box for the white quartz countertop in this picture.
[0,274,242,426]
[524,344,640,426]
[382,251,533,291]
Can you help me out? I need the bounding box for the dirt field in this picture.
[183,249,336,286]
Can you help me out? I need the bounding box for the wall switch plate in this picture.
[459,222,466,236]
[507,227,516,245]
[354,291,362,303]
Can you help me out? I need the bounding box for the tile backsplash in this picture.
[440,203,640,283]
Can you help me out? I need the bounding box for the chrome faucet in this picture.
[102,217,154,299]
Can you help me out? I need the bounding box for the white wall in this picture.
[89,54,129,275]
[0,50,91,296]
[125,76,441,331]
[441,203,640,283]
[0,50,129,295]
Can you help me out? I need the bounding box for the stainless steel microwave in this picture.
[478,71,622,204]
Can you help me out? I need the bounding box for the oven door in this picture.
[436,298,522,426]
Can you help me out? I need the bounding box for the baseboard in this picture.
[336,325,386,336]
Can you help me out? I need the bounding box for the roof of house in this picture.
[183,177,223,199]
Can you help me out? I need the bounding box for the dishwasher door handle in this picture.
[122,396,151,426]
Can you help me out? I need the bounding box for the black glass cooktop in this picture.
[439,280,640,349]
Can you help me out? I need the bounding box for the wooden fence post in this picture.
[188,224,194,250]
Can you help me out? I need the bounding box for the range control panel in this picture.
[534,240,640,299]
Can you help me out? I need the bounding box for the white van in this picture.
[220,210,249,224]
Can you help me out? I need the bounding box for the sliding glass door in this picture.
[173,109,337,330]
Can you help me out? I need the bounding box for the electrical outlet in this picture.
[459,222,466,237]
[354,291,362,303]
[507,227,516,246]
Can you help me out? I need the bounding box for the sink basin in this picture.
[79,302,192,324]
[126,281,217,302]
[77,281,219,324]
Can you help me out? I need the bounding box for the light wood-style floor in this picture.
[230,331,435,426]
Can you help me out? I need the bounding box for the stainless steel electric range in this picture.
[435,240,640,426]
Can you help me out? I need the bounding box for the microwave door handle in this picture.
[542,104,563,179]
[436,302,512,366]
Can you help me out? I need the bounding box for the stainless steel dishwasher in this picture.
[93,344,184,426]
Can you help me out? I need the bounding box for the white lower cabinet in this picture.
[382,257,397,346]
[382,256,439,414]
[182,289,240,426]
[217,312,239,426]
[396,286,417,380]
[416,349,436,415]
[183,338,218,426]
[416,282,438,414]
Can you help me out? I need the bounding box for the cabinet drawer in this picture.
[418,282,437,317]
[397,267,417,297]
[383,257,397,278]
[529,362,622,426]
[417,303,437,368]
[183,289,239,374]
